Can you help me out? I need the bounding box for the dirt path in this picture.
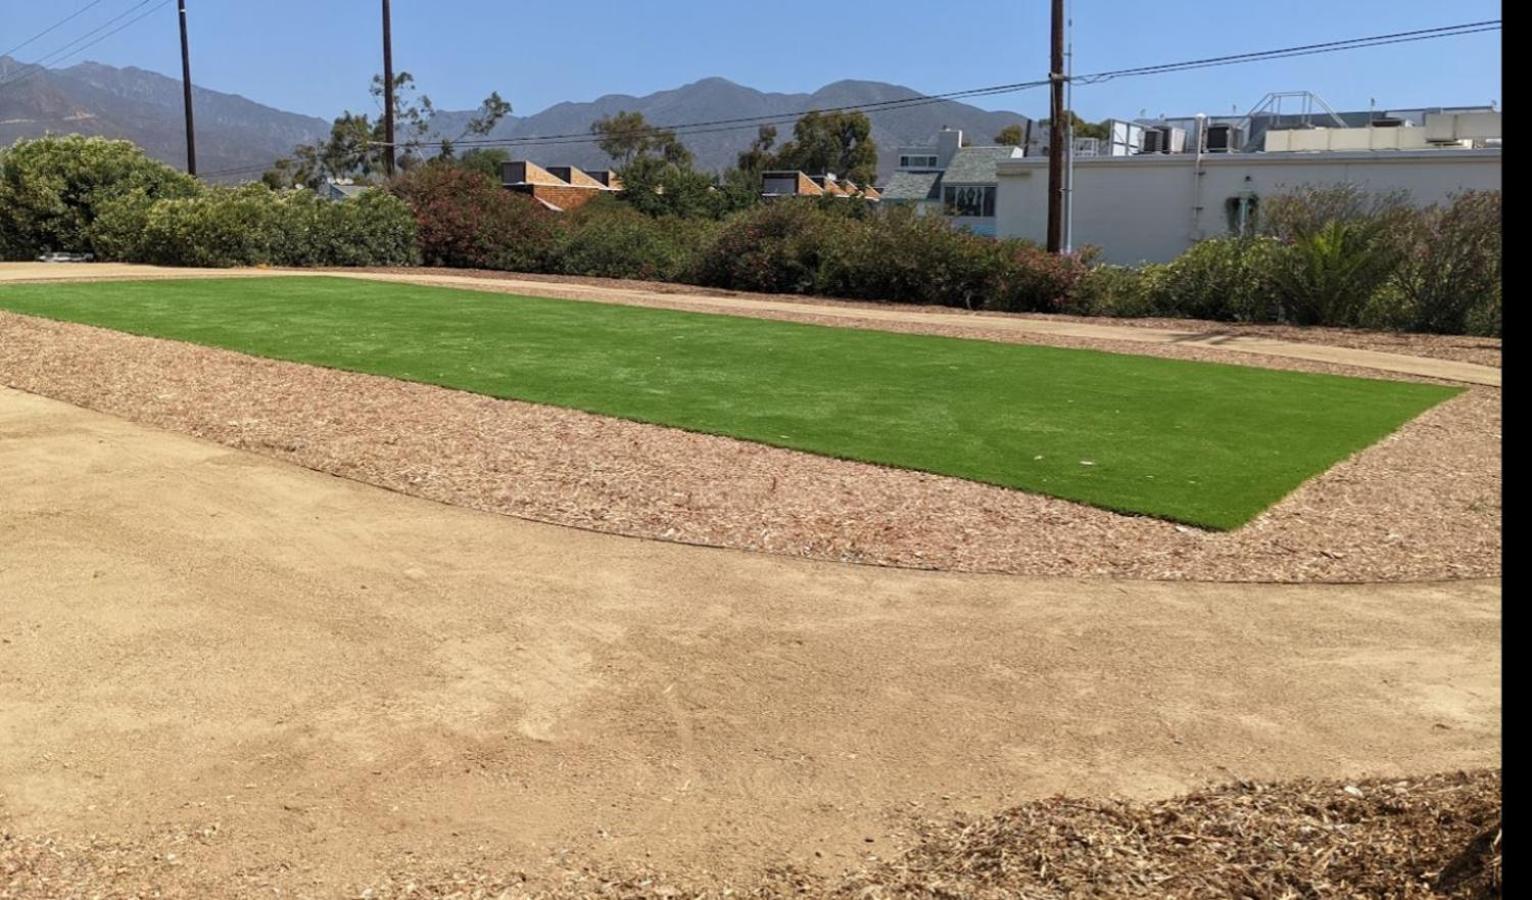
[0,387,1501,895]
[0,262,1501,386]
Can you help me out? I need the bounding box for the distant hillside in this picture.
[1,60,1030,182]
[435,77,1031,180]
[0,56,330,178]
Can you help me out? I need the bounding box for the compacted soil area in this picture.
[0,389,1502,898]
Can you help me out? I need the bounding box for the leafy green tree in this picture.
[766,110,877,184]
[591,111,692,167]
[0,135,200,259]
[1039,112,1108,141]
[456,147,511,181]
[993,124,1025,146]
[263,74,510,188]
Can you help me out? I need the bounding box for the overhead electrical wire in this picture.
[402,20,1499,152]
[9,15,1498,178]
[0,0,110,61]
[0,0,174,90]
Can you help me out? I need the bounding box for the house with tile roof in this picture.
[879,128,1023,237]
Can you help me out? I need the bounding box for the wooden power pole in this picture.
[1046,0,1065,253]
[381,0,396,177]
[177,0,196,175]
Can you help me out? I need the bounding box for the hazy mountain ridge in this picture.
[1,60,1030,182]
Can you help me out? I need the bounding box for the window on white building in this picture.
[943,185,996,218]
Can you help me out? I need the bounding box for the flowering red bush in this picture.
[388,163,561,271]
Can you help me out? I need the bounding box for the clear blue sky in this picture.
[2,0,1503,122]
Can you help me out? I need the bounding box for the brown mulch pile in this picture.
[0,310,1501,582]
[822,769,1502,899]
[9,772,1495,898]
[347,267,1503,369]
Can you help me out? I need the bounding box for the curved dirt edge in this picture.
[0,306,1501,583]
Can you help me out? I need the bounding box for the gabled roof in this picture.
[879,170,942,202]
[942,146,1023,184]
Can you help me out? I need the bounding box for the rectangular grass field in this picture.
[0,275,1460,529]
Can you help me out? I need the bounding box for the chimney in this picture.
[936,128,963,168]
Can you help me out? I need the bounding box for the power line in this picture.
[204,18,1500,179]
[0,0,172,90]
[0,0,110,60]
[1075,20,1501,84]
[418,19,1498,153]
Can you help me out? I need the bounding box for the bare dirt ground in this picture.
[0,389,1503,898]
[0,311,1502,582]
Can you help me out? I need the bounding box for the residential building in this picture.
[760,171,879,200]
[879,128,1023,236]
[500,160,622,212]
[315,179,371,201]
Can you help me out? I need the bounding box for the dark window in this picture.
[943,185,995,217]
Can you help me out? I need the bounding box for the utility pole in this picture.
[381,0,396,177]
[177,0,196,175]
[1045,0,1065,253]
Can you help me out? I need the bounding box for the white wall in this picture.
[994,149,1502,264]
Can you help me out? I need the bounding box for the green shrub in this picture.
[1266,219,1404,327]
[1390,190,1501,336]
[0,135,200,259]
[389,163,560,271]
[987,241,1092,313]
[692,200,834,294]
[554,199,707,281]
[815,206,995,308]
[106,184,417,268]
[132,185,285,267]
[1139,236,1283,322]
[1069,264,1152,317]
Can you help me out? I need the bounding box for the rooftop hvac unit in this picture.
[1140,126,1186,154]
[1205,123,1243,152]
[1104,118,1146,156]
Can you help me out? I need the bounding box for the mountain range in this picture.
[0,58,1032,182]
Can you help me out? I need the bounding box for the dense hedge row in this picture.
[1066,187,1501,336]
[1,136,417,267]
[3,136,1500,336]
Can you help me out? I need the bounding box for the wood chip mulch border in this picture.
[4,770,1499,898]
[0,310,1501,582]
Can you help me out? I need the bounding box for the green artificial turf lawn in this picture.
[0,275,1461,529]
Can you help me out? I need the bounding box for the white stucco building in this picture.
[993,148,1501,263]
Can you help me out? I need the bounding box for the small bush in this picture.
[390,163,560,271]
[692,200,834,294]
[816,207,995,308]
[554,199,709,281]
[987,241,1092,313]
[1390,190,1501,336]
[1069,264,1152,318]
[1139,237,1283,322]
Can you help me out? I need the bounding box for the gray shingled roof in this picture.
[879,170,942,202]
[941,146,1021,185]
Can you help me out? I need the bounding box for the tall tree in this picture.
[263,73,510,188]
[767,110,877,184]
[993,124,1025,146]
[591,111,691,167]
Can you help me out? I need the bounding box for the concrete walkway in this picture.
[0,386,1501,892]
[0,262,1501,386]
